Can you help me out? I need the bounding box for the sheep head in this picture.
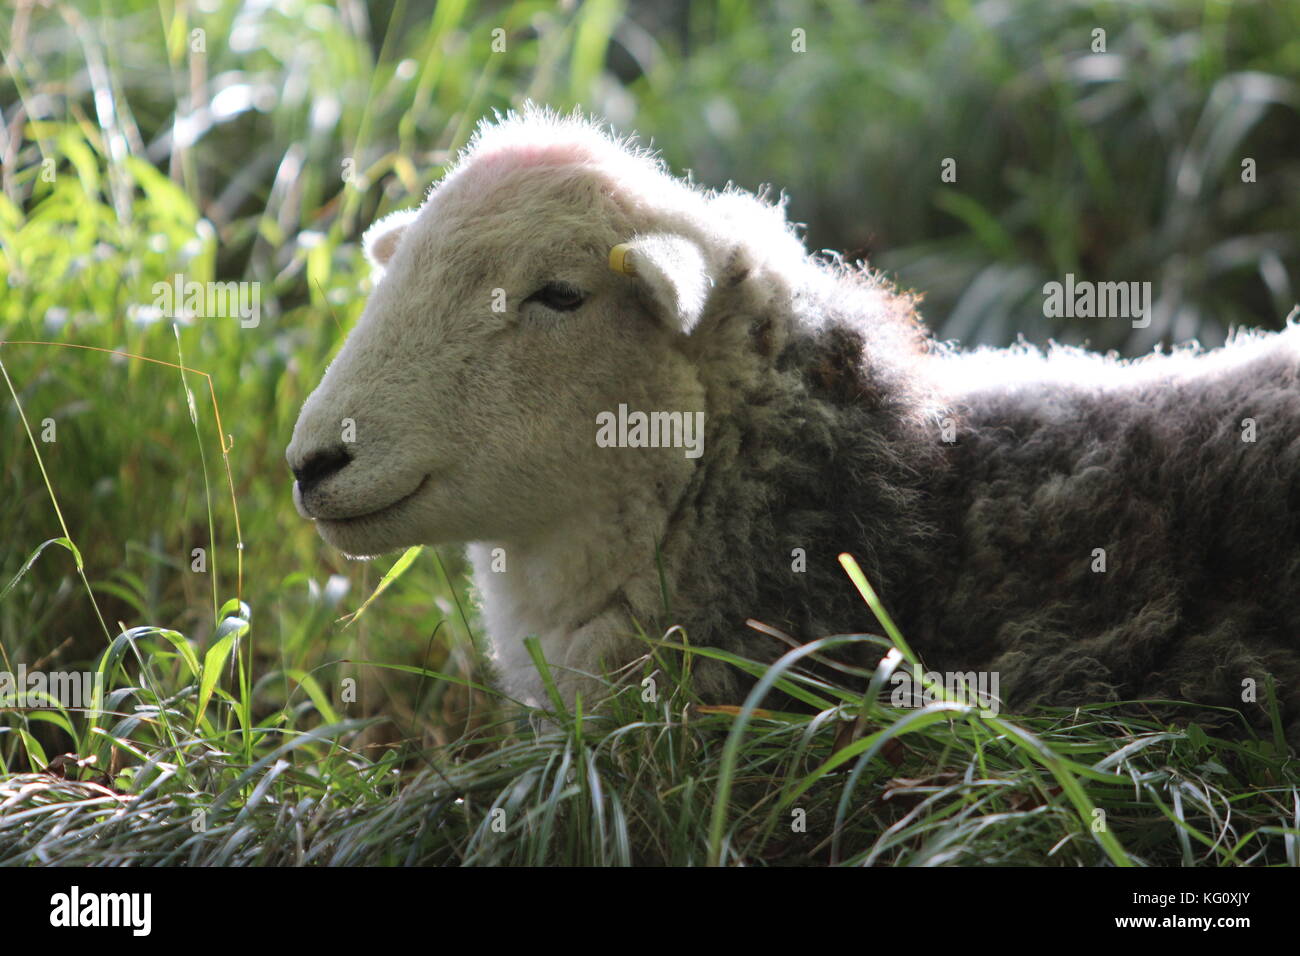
[286,108,792,559]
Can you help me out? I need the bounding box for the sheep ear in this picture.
[363,209,419,269]
[609,234,713,333]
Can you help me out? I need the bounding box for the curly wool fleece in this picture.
[288,108,1300,742]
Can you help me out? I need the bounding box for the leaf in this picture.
[341,545,423,627]
[697,704,774,719]
[18,729,48,771]
[217,597,251,621]
[283,669,341,724]
[150,628,203,680]
[0,537,84,603]
[196,623,244,726]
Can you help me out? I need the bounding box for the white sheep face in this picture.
[286,118,717,559]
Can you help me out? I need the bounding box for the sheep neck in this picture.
[467,457,695,644]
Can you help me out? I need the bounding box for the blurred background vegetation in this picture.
[1,0,1298,759]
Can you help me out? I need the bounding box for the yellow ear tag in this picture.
[608,243,637,276]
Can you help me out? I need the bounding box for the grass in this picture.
[3,574,1299,865]
[1,0,1298,865]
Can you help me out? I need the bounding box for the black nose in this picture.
[292,446,352,495]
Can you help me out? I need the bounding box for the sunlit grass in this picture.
[3,600,1299,865]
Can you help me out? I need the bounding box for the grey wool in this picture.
[676,260,1300,744]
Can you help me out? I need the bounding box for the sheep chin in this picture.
[311,474,435,556]
[313,513,419,561]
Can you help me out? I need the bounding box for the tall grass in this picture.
[3,563,1298,865]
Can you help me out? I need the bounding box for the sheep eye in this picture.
[524,282,586,312]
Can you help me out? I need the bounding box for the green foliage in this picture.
[634,0,1300,352]
[2,611,1299,866]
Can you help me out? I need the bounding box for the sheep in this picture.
[287,106,1300,744]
